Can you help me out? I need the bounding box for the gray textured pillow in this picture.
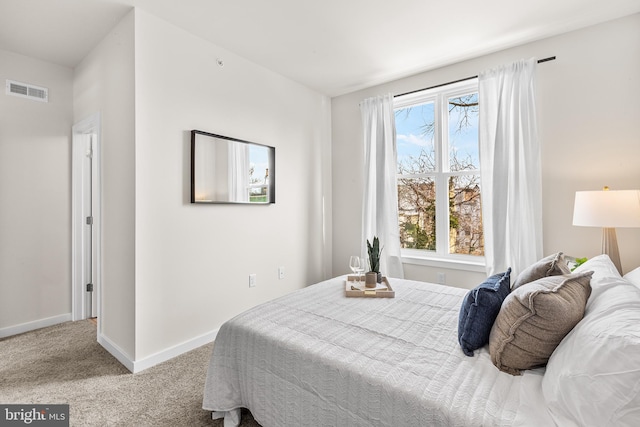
[489,271,593,375]
[512,252,571,290]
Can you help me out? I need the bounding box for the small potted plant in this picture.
[365,236,383,287]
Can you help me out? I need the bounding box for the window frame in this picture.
[394,78,485,270]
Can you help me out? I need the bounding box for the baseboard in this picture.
[131,328,219,373]
[2,316,219,375]
[0,313,72,339]
[97,332,135,372]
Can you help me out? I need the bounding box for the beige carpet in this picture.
[0,320,261,426]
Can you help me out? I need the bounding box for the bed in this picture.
[203,255,640,426]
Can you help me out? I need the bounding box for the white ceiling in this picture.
[1,0,639,96]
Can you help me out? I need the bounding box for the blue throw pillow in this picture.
[458,268,511,356]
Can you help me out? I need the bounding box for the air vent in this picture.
[6,79,48,102]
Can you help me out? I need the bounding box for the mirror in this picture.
[191,130,275,204]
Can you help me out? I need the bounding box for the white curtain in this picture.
[229,142,249,202]
[360,94,404,279]
[479,58,542,278]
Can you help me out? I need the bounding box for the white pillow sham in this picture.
[623,266,640,289]
[542,276,640,426]
[572,254,621,282]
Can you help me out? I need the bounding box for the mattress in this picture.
[203,276,553,426]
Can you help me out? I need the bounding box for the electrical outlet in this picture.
[249,274,256,288]
[437,272,446,285]
[278,266,285,280]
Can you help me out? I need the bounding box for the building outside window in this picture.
[394,79,484,264]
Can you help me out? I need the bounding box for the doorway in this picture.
[72,113,101,324]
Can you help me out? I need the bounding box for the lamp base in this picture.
[602,227,622,274]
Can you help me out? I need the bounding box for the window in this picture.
[395,79,484,263]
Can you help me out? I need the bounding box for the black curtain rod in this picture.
[394,56,556,98]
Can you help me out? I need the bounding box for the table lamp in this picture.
[572,187,640,274]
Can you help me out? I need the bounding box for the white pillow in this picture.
[542,276,640,426]
[623,266,640,289]
[572,254,621,282]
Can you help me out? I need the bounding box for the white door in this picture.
[82,134,96,317]
[72,114,101,321]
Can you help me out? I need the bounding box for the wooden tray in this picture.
[345,275,395,298]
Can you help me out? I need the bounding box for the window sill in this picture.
[401,251,486,273]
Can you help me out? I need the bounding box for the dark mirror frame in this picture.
[190,130,276,204]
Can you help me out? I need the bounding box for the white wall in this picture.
[73,11,136,359]
[3,6,331,368]
[0,49,73,335]
[537,14,640,273]
[132,10,332,360]
[332,14,640,288]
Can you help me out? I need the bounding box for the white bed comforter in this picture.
[203,276,552,427]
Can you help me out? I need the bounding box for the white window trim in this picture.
[402,249,486,272]
[395,78,485,272]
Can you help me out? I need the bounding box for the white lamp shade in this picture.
[573,190,640,228]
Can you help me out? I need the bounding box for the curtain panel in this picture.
[479,58,543,279]
[229,143,249,202]
[360,94,404,279]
